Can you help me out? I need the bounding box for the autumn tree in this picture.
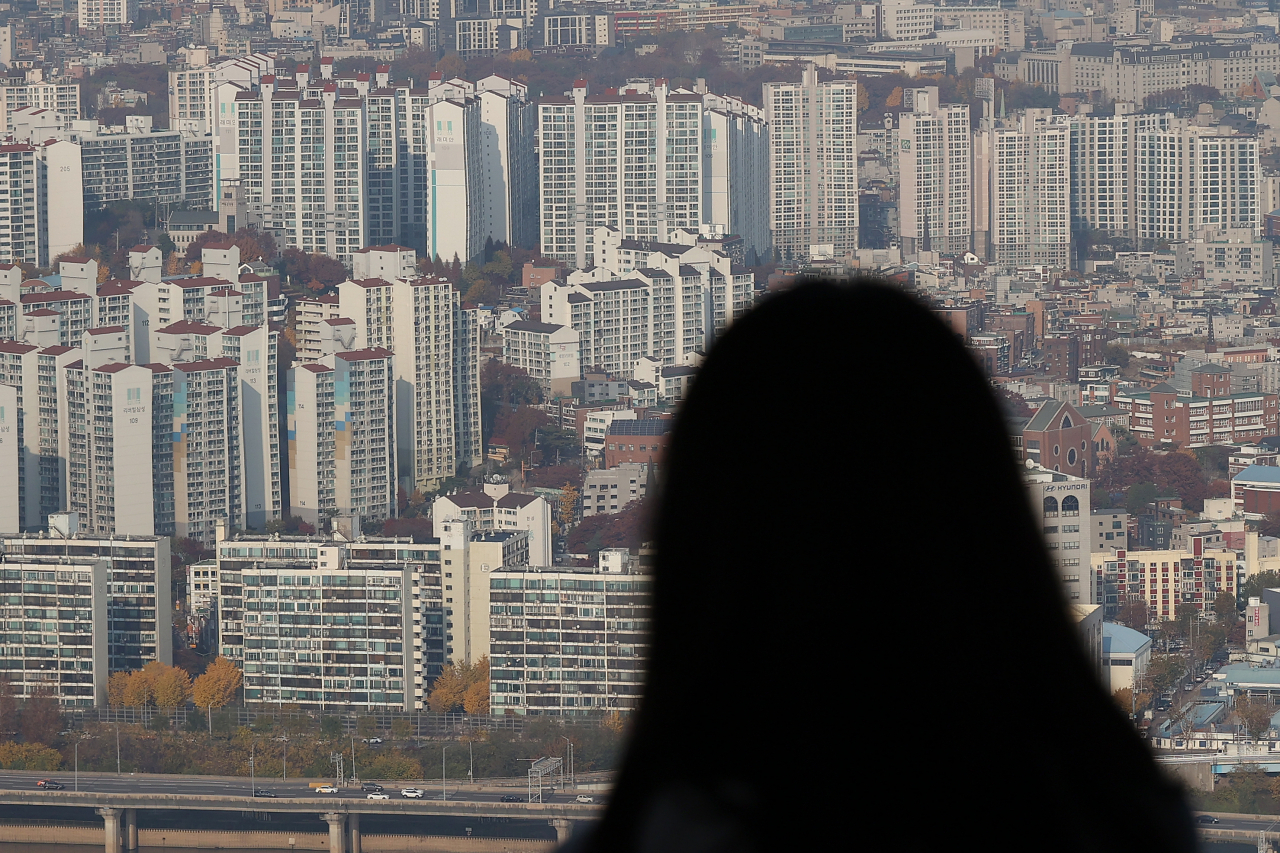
[428,657,489,714]
[192,656,243,708]
[558,483,580,532]
[427,664,468,714]
[153,666,193,709]
[1214,591,1239,623]
[1235,695,1275,740]
[20,685,62,746]
[463,657,490,715]
[1115,598,1149,630]
[106,672,131,707]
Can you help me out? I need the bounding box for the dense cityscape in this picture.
[8,0,1280,848]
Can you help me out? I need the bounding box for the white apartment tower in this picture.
[896,87,972,257]
[336,276,482,492]
[763,66,858,261]
[235,85,366,266]
[1135,122,1259,244]
[540,79,706,269]
[988,110,1071,268]
[365,78,486,264]
[79,0,138,29]
[64,362,163,537]
[702,93,771,263]
[287,348,397,529]
[0,340,81,531]
[1067,106,1169,241]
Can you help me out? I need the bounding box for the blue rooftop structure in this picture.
[1103,623,1151,656]
[1235,464,1280,485]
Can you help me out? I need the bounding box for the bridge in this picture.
[0,789,602,852]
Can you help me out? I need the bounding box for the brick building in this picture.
[604,419,673,467]
[1113,374,1279,448]
[1022,400,1095,477]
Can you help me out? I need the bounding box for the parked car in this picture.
[315,785,338,794]
[1196,815,1221,825]
[574,795,595,804]
[401,788,424,799]
[253,790,278,798]
[361,783,383,793]
[500,795,524,803]
[35,780,63,790]
[367,792,390,800]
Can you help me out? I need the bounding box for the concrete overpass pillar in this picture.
[349,812,361,853]
[97,807,122,853]
[550,819,573,844]
[322,812,346,853]
[124,808,138,851]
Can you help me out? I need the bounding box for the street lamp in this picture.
[249,749,255,796]
[442,745,449,801]
[562,736,573,790]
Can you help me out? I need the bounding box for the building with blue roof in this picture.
[1103,622,1151,692]
[1232,464,1280,517]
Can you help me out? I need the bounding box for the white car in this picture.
[315,785,338,794]
[401,788,424,799]
[367,792,390,800]
[575,795,595,804]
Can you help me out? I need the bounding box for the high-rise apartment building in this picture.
[0,140,83,268]
[58,118,215,213]
[2,526,173,673]
[336,276,482,492]
[0,558,107,707]
[64,362,164,538]
[987,109,1071,268]
[895,86,971,256]
[235,84,366,266]
[78,0,138,29]
[544,227,754,373]
[486,555,652,716]
[1135,121,1258,244]
[1067,106,1169,241]
[215,531,447,710]
[539,79,707,269]
[0,340,81,531]
[288,348,397,530]
[0,77,80,132]
[702,93,770,263]
[764,65,858,260]
[365,75,534,261]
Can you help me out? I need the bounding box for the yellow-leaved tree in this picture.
[430,656,490,715]
[153,666,193,709]
[106,671,130,707]
[192,656,243,708]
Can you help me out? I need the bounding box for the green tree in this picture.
[356,716,378,738]
[1241,570,1280,602]
[320,716,344,738]
[1125,482,1159,516]
[1102,342,1131,368]
[185,708,207,733]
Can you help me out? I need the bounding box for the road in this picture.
[0,770,599,805]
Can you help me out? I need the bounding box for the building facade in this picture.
[764,65,858,260]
